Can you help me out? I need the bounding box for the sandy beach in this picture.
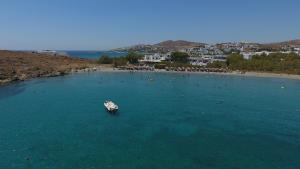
[2,64,300,86]
[97,66,300,80]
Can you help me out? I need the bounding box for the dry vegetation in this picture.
[0,50,97,85]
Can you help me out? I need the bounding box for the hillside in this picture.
[113,39,300,53]
[262,39,300,49]
[155,40,206,50]
[113,40,206,52]
[0,50,96,85]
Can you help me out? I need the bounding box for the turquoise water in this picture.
[0,72,300,169]
[65,51,127,59]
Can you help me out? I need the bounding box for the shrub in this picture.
[170,52,189,63]
[97,55,113,64]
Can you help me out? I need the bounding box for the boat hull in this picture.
[105,107,118,113]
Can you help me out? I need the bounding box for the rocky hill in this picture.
[261,39,300,50]
[113,40,206,53]
[0,50,96,85]
[114,39,300,53]
[155,40,206,51]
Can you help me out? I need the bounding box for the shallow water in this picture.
[0,72,300,169]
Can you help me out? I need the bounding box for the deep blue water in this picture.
[65,51,127,59]
[0,72,300,169]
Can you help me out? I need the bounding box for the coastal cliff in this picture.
[0,50,97,85]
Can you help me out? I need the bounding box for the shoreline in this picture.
[0,50,98,86]
[97,67,300,80]
[1,66,300,87]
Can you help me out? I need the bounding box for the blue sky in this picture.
[0,0,299,50]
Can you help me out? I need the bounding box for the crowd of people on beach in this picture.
[165,67,228,73]
[116,65,228,73]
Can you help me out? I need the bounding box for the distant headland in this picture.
[0,50,98,85]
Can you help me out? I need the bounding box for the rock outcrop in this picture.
[0,50,97,85]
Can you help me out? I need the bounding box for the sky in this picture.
[0,0,299,50]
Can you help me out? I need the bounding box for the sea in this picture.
[64,50,127,59]
[0,71,300,169]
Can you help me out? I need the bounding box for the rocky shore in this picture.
[0,50,98,85]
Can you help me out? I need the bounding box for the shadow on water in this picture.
[106,110,120,117]
[0,83,26,100]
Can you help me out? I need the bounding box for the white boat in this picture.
[104,100,119,113]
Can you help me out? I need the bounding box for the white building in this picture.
[140,53,170,63]
[189,57,208,66]
[241,52,255,60]
[254,51,274,56]
[295,48,300,55]
[189,55,226,66]
[212,55,227,62]
[241,51,273,60]
[241,50,300,60]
